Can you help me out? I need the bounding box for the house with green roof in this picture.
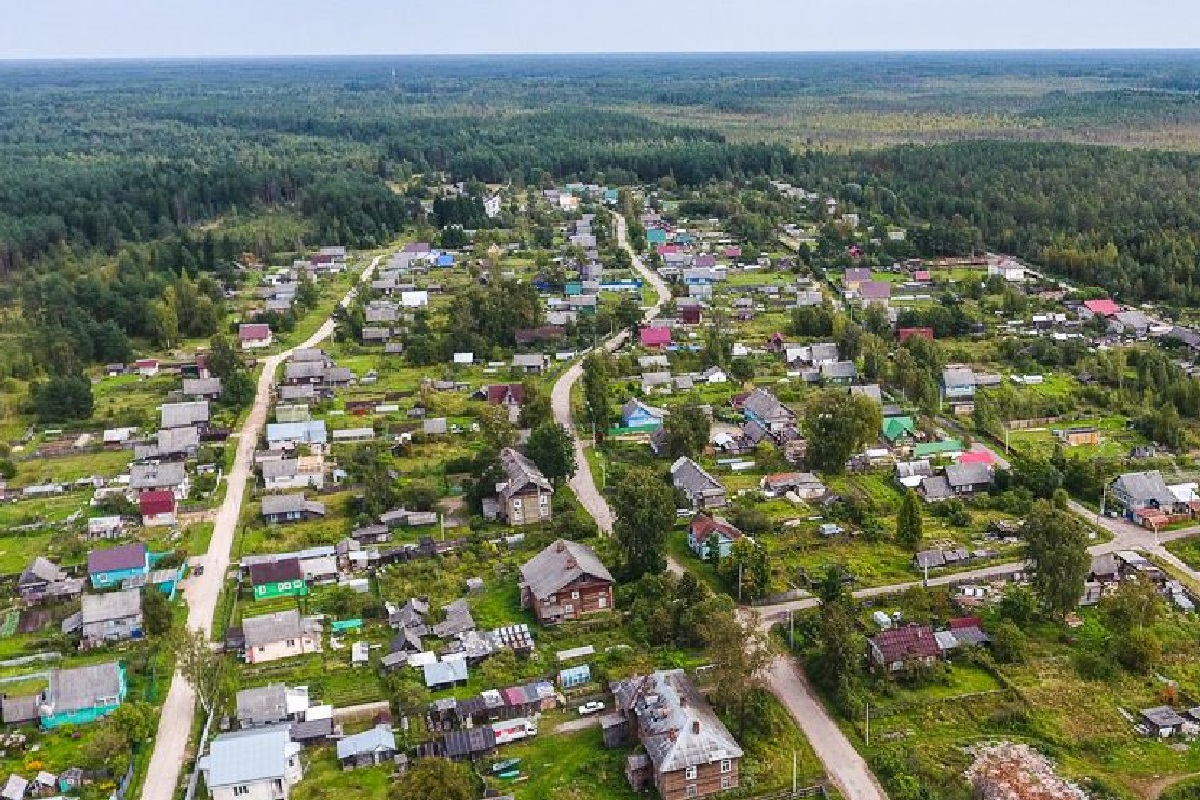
[913,439,964,459]
[882,416,917,444]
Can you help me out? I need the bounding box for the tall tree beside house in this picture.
[525,422,577,485]
[803,391,882,474]
[390,757,475,800]
[811,598,865,715]
[612,465,675,579]
[172,627,235,714]
[518,379,552,429]
[701,609,774,738]
[663,404,711,459]
[207,333,243,380]
[895,489,924,551]
[581,352,611,431]
[1023,500,1091,618]
[142,588,174,637]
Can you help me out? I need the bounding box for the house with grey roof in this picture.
[741,388,794,433]
[1109,470,1187,522]
[135,426,200,460]
[130,461,190,499]
[235,684,310,728]
[198,726,304,800]
[261,494,326,524]
[611,670,743,800]
[820,360,858,385]
[78,589,143,646]
[945,463,994,496]
[519,539,614,624]
[423,658,469,691]
[512,354,550,374]
[241,610,322,665]
[671,457,727,510]
[161,401,210,430]
[182,377,223,400]
[336,724,397,769]
[494,448,553,526]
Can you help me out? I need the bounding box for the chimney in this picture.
[556,540,567,553]
[565,557,578,570]
[692,720,700,735]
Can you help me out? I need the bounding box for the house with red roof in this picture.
[1083,298,1121,317]
[478,384,525,407]
[869,624,942,673]
[640,327,672,349]
[687,514,743,561]
[139,490,177,528]
[134,359,159,378]
[957,450,996,466]
[913,270,932,283]
[239,323,273,350]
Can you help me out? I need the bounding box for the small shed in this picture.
[558,664,591,688]
[1142,706,1188,737]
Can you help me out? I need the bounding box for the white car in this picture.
[578,701,605,716]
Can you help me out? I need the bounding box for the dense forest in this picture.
[8,53,1200,374]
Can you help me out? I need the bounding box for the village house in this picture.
[1108,470,1194,527]
[265,420,327,451]
[249,559,309,601]
[139,490,177,527]
[640,327,672,349]
[199,726,304,800]
[671,457,727,509]
[741,388,795,433]
[261,494,327,524]
[511,354,550,374]
[161,400,210,430]
[944,462,994,496]
[86,515,124,540]
[87,542,149,589]
[262,456,325,491]
[39,662,127,729]
[492,448,553,526]
[869,624,942,673]
[17,558,82,604]
[241,610,322,665]
[687,514,743,560]
[337,725,398,769]
[519,539,614,624]
[622,398,666,430]
[75,588,143,646]
[238,323,274,349]
[182,377,223,400]
[235,684,310,728]
[611,670,743,800]
[131,461,190,500]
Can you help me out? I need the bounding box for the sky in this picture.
[5,0,1200,59]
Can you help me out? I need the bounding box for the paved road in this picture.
[140,255,381,800]
[550,213,671,537]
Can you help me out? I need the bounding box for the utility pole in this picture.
[738,562,743,602]
[788,609,794,648]
[792,750,797,794]
[865,702,871,747]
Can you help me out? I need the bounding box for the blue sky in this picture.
[5,0,1200,59]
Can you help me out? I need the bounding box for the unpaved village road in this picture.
[139,255,381,800]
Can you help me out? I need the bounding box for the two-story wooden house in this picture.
[519,539,614,624]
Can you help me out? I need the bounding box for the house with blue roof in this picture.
[199,726,304,800]
[265,420,327,450]
[436,253,455,268]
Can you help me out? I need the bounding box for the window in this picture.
[685,766,697,780]
[564,604,574,615]
[598,595,608,609]
[278,581,290,590]
[285,639,296,647]
[512,498,523,509]
[721,776,733,790]
[571,590,580,600]
[233,787,250,797]
[539,494,549,506]
[685,785,698,799]
[721,759,732,774]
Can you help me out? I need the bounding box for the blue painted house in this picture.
[621,399,665,430]
[647,229,669,246]
[436,253,455,268]
[88,542,149,590]
[40,661,127,729]
[687,514,743,560]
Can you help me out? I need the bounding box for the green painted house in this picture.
[249,558,309,601]
[40,661,127,729]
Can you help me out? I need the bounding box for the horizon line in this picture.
[4,46,1200,64]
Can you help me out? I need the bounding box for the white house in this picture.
[199,727,304,800]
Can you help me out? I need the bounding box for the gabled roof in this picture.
[1113,470,1177,506]
[1084,298,1121,316]
[622,398,666,421]
[690,514,742,543]
[200,726,301,788]
[87,542,146,575]
[161,401,209,429]
[242,610,315,649]
[336,725,396,760]
[236,684,288,725]
[46,661,124,714]
[498,448,552,499]
[249,558,304,586]
[881,416,917,442]
[670,457,724,499]
[261,494,326,517]
[871,624,940,662]
[519,539,613,601]
[139,490,176,516]
[81,589,142,624]
[640,327,672,347]
[742,388,793,423]
[131,461,187,490]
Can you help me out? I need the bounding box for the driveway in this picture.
[139,254,381,800]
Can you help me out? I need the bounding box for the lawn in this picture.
[292,746,392,800]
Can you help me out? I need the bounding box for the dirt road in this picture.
[139,255,380,800]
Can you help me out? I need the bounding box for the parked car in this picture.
[578,701,605,716]
[193,564,205,576]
